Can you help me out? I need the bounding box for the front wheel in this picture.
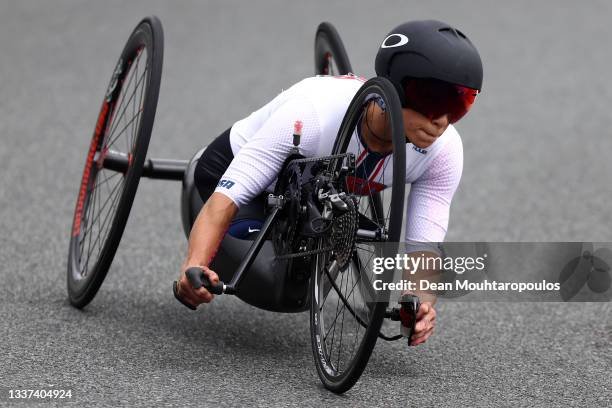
[310,77,406,393]
[67,16,164,308]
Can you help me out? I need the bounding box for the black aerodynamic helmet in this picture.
[375,20,483,122]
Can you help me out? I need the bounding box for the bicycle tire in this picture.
[310,77,406,393]
[67,16,164,308]
[315,22,352,76]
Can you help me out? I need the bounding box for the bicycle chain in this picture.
[286,152,353,166]
[275,245,334,260]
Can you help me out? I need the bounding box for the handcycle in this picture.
[67,16,420,394]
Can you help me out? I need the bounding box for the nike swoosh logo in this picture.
[248,227,261,233]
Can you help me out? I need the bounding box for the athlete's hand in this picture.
[410,301,436,346]
[176,266,220,307]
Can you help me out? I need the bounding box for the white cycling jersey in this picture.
[214,75,463,243]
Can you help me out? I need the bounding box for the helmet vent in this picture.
[438,27,467,39]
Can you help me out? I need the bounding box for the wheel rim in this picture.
[313,238,375,377]
[312,195,394,381]
[315,23,352,76]
[70,45,150,282]
[323,51,339,76]
[311,78,406,389]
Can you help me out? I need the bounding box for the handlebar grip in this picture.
[399,293,421,342]
[185,267,224,295]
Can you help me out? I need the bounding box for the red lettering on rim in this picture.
[72,101,109,237]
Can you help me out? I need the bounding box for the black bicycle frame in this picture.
[103,149,187,180]
[103,149,288,296]
[104,149,417,339]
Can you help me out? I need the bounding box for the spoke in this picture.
[82,179,122,275]
[129,54,149,151]
[96,171,103,254]
[83,175,101,275]
[323,259,368,341]
[324,269,354,340]
[106,51,143,139]
[318,239,337,311]
[84,180,125,265]
[78,170,98,256]
[86,176,125,250]
[133,61,147,151]
[361,197,373,224]
[102,169,115,197]
[105,62,136,143]
[80,175,124,239]
[354,244,379,256]
[81,168,102,258]
[336,263,350,371]
[327,261,346,362]
[79,179,96,261]
[319,271,333,311]
[128,54,139,153]
[93,168,119,256]
[106,104,144,151]
[354,251,376,302]
[90,170,121,193]
[355,249,377,294]
[98,178,126,254]
[385,199,392,233]
[319,264,330,309]
[105,68,147,149]
[349,264,361,355]
[347,270,361,353]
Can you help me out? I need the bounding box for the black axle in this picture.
[102,149,188,180]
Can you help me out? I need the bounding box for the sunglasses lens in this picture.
[403,78,478,123]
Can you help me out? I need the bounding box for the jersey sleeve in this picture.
[404,134,463,244]
[214,97,321,207]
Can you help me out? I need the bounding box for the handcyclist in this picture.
[175,20,483,347]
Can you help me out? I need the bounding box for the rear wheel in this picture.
[310,77,406,393]
[67,16,164,308]
[314,22,352,76]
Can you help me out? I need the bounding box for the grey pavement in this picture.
[0,1,611,406]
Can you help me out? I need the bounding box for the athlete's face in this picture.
[367,102,449,149]
[402,107,449,148]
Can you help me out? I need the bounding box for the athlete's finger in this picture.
[176,278,200,307]
[415,316,435,334]
[202,266,220,285]
[194,286,213,303]
[412,324,434,340]
[411,330,433,345]
[415,305,434,327]
[411,327,434,345]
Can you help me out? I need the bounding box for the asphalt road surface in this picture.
[1,1,611,406]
